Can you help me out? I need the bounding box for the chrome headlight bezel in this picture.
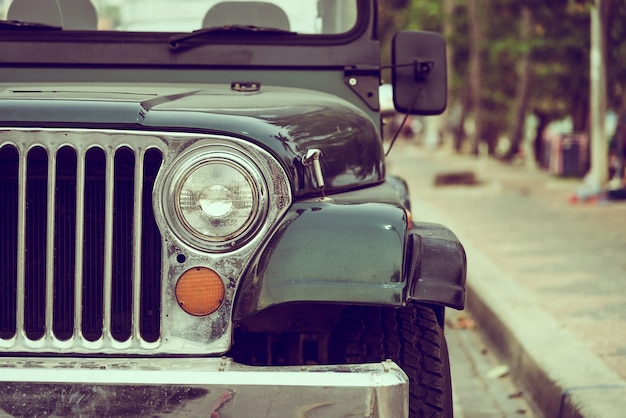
[162,141,271,253]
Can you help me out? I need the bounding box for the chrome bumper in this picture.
[0,357,408,417]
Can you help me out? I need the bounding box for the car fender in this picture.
[234,184,408,320]
[234,184,467,320]
[406,222,467,310]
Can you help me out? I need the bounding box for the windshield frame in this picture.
[0,0,378,81]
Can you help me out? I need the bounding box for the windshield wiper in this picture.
[169,25,296,50]
[0,20,62,30]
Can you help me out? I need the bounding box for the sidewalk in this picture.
[386,141,626,418]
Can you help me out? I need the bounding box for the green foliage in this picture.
[386,0,626,149]
[404,2,444,31]
[606,0,626,109]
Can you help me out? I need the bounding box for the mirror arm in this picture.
[384,65,432,157]
[381,60,434,82]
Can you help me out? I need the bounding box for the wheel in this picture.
[330,303,453,418]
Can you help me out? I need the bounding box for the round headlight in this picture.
[164,144,269,252]
[177,160,257,241]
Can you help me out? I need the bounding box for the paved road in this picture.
[447,309,539,418]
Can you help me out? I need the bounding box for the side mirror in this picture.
[392,31,447,116]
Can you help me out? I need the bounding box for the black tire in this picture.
[330,303,453,418]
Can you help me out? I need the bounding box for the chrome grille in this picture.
[0,136,163,351]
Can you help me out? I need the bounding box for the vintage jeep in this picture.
[0,0,466,416]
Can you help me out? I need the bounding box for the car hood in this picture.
[0,83,385,196]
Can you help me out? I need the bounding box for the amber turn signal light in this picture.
[175,267,225,316]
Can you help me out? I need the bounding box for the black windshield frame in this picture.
[0,1,376,70]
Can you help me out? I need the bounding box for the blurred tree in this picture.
[502,4,533,161]
[605,1,626,114]
[379,0,626,164]
[378,0,411,83]
[466,0,483,154]
[393,0,626,165]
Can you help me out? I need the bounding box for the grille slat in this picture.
[24,147,48,341]
[102,149,116,341]
[73,150,86,341]
[140,149,162,343]
[0,140,163,351]
[53,147,77,341]
[132,149,144,342]
[112,147,135,342]
[45,148,57,341]
[15,150,27,339]
[82,147,106,342]
[0,145,19,340]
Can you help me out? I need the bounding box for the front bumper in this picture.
[0,357,408,417]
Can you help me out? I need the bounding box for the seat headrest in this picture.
[203,1,290,31]
[8,0,98,30]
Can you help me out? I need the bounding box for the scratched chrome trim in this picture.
[0,358,408,417]
[0,128,292,355]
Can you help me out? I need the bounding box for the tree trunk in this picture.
[589,0,609,184]
[467,0,483,155]
[453,89,470,152]
[440,0,455,148]
[532,110,550,169]
[503,6,533,161]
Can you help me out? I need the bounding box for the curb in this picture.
[464,239,626,418]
